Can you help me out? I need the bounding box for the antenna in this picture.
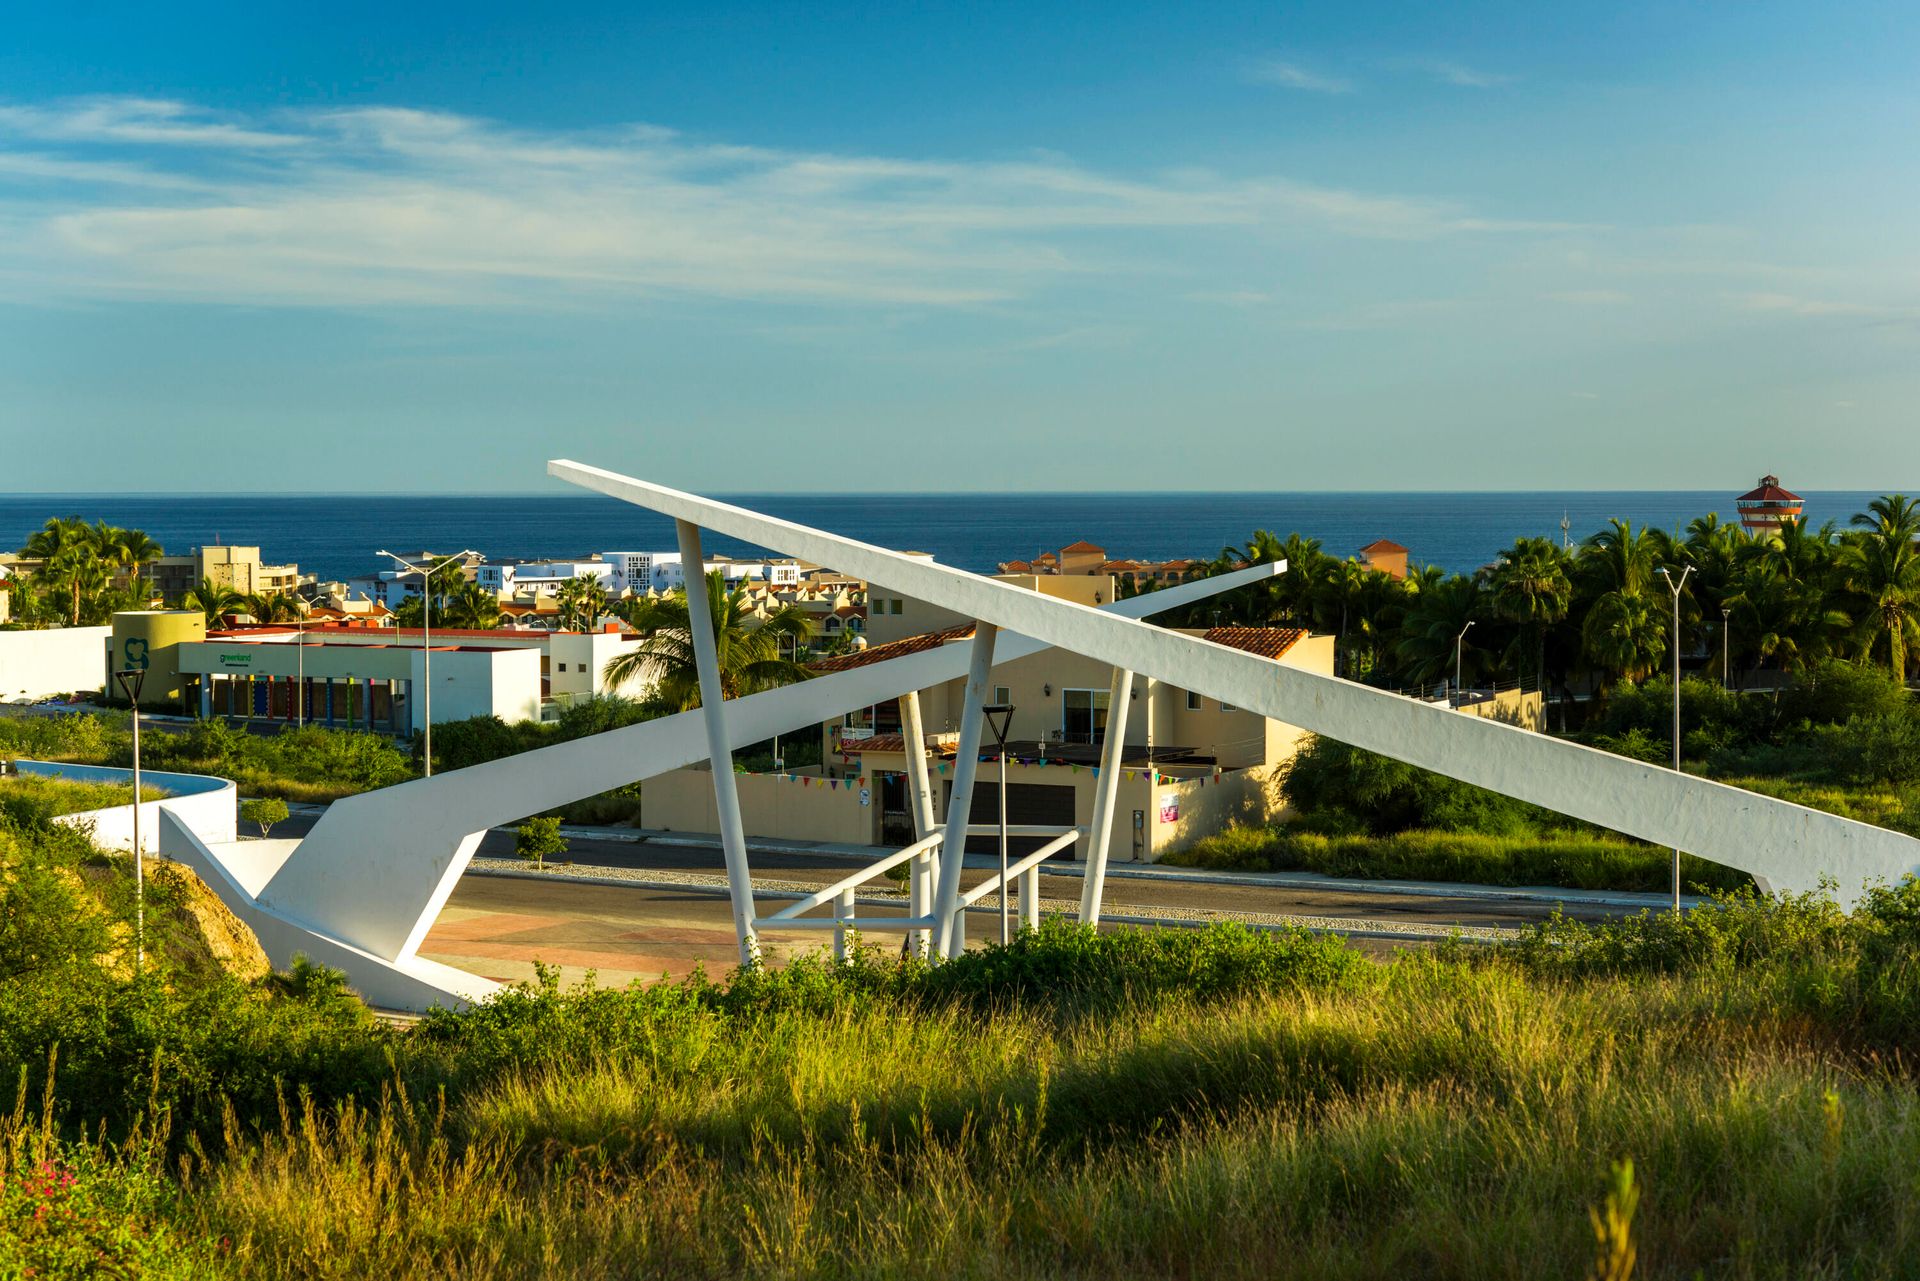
[1560,512,1571,550]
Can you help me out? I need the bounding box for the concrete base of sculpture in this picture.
[159,810,499,1010]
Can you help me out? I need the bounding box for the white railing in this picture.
[748,823,1085,959]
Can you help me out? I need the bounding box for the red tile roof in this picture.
[1060,540,1106,554]
[836,733,952,756]
[1359,539,1409,554]
[1737,475,1803,503]
[1201,627,1307,660]
[808,624,975,672]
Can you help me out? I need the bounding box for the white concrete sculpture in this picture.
[161,548,1282,1008]
[161,458,1920,1011]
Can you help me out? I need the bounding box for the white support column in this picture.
[931,623,998,958]
[1078,666,1135,924]
[834,887,855,962]
[899,690,939,958]
[675,519,759,967]
[1019,865,1040,932]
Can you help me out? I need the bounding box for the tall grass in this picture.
[1166,824,1753,893]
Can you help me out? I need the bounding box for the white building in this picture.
[475,559,613,598]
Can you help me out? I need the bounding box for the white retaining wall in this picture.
[18,759,237,853]
[0,626,110,700]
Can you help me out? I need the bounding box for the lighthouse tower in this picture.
[1736,475,1804,536]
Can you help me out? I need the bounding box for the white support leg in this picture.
[899,690,938,958]
[675,519,759,967]
[931,624,997,958]
[1020,865,1040,932]
[834,888,855,962]
[1078,666,1135,925]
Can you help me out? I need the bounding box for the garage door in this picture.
[944,781,1078,856]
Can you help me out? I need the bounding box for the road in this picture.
[263,807,1653,990]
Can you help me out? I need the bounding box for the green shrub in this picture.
[1279,735,1548,836]
[239,797,290,838]
[514,816,567,870]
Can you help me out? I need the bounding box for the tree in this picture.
[515,815,567,871]
[240,797,290,838]
[1489,537,1573,691]
[1393,574,1488,687]
[1582,589,1667,686]
[603,571,813,709]
[22,516,101,627]
[555,574,611,632]
[241,592,302,623]
[443,581,503,629]
[1840,494,1920,686]
[183,578,243,630]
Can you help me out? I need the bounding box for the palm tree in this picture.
[444,581,503,629]
[21,516,101,627]
[603,571,813,709]
[1840,494,1920,686]
[1490,536,1573,691]
[241,591,303,623]
[555,574,612,632]
[183,578,243,630]
[1393,574,1487,687]
[1722,559,1847,681]
[1582,589,1667,685]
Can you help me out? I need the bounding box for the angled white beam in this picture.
[898,690,938,957]
[934,625,998,956]
[1080,666,1134,923]
[675,520,758,965]
[262,553,1281,962]
[551,459,1920,905]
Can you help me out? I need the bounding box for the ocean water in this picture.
[0,490,1896,583]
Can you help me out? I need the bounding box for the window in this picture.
[557,663,567,672]
[890,599,904,614]
[994,686,1010,706]
[1062,688,1111,745]
[1185,690,1202,711]
[1221,701,1236,712]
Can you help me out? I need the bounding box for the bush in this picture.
[1279,735,1547,837]
[239,797,290,838]
[1780,657,1911,728]
[1817,711,1920,786]
[514,816,567,870]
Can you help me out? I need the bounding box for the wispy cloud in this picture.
[1414,60,1513,89]
[1547,289,1632,305]
[1249,60,1355,94]
[0,97,1585,310]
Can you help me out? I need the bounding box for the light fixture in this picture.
[1043,683,1052,697]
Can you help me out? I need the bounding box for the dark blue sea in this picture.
[0,491,1897,583]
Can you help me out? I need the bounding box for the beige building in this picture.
[150,545,301,600]
[644,619,1335,863]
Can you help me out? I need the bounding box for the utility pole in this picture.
[377,549,479,777]
[1453,620,1475,707]
[113,668,147,971]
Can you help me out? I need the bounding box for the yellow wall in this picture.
[646,765,880,845]
[108,611,207,706]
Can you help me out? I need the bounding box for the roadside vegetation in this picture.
[6,802,1920,1277]
[0,775,166,828]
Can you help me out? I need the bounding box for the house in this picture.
[1357,539,1410,580]
[643,613,1336,862]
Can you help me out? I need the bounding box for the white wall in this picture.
[0,626,111,700]
[410,646,542,724]
[21,759,238,853]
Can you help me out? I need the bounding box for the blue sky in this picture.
[3,2,1916,493]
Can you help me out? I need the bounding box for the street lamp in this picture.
[1453,621,1475,706]
[1656,564,1694,912]
[376,549,479,777]
[982,703,1016,946]
[112,667,146,971]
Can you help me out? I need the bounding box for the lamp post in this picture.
[1656,564,1694,912]
[983,703,1016,946]
[112,667,146,971]
[376,549,478,777]
[1453,620,1475,706]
